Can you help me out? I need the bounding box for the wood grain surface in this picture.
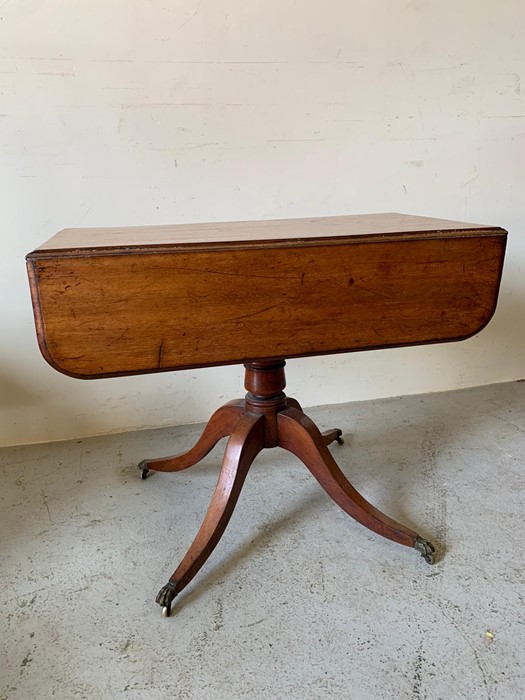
[30,212,501,254]
[27,228,506,378]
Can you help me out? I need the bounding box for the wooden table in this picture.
[27,213,507,617]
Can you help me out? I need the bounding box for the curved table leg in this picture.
[321,428,344,447]
[286,397,303,412]
[156,412,265,616]
[277,407,435,562]
[138,400,245,477]
[286,397,343,447]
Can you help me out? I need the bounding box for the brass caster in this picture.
[138,460,149,480]
[156,581,177,617]
[414,537,436,565]
[335,431,344,446]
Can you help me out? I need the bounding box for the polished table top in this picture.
[32,212,500,252]
[27,213,507,378]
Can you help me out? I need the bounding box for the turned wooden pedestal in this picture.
[26,213,507,617]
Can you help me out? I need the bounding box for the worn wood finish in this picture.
[27,217,506,379]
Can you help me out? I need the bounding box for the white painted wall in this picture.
[1,1,524,446]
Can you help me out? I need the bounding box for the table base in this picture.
[139,360,435,617]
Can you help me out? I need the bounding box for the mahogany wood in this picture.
[139,400,244,473]
[26,214,506,379]
[31,212,498,252]
[162,412,265,597]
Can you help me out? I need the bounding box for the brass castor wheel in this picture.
[138,460,149,480]
[156,582,178,618]
[335,430,344,446]
[415,537,436,565]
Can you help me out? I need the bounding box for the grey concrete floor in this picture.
[1,381,524,700]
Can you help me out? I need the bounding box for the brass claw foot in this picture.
[138,460,149,480]
[414,537,436,565]
[156,582,178,617]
